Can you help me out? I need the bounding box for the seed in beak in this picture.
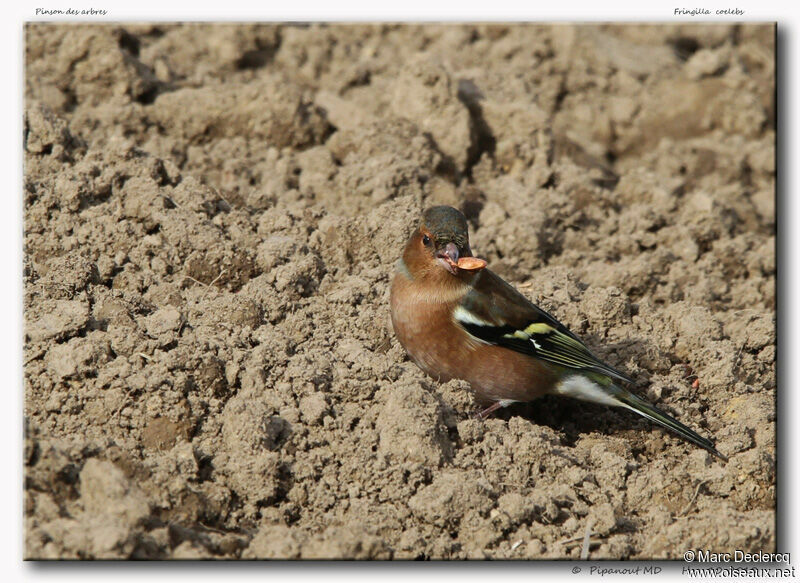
[457,257,487,271]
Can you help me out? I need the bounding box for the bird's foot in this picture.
[474,401,505,420]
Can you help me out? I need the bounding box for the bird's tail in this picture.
[555,375,726,460]
[613,388,727,461]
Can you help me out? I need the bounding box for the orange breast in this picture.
[390,272,558,404]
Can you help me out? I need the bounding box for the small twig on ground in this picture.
[198,522,231,535]
[580,518,594,560]
[113,393,133,427]
[201,269,227,301]
[560,531,603,547]
[680,480,708,516]
[161,194,184,210]
[183,268,227,301]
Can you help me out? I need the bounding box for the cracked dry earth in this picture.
[24,23,775,559]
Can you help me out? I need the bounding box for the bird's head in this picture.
[403,206,487,278]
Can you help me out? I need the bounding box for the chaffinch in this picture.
[390,205,725,460]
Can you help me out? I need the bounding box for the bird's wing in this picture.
[455,270,634,384]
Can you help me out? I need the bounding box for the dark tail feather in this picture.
[615,389,727,461]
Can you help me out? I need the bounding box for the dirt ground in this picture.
[23,23,775,559]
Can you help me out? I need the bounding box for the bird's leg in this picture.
[474,401,506,420]
[475,399,519,420]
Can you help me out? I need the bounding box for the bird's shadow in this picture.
[495,397,646,450]
[484,332,687,452]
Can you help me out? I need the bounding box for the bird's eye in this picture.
[422,234,432,246]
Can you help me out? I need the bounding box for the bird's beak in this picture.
[435,243,460,275]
